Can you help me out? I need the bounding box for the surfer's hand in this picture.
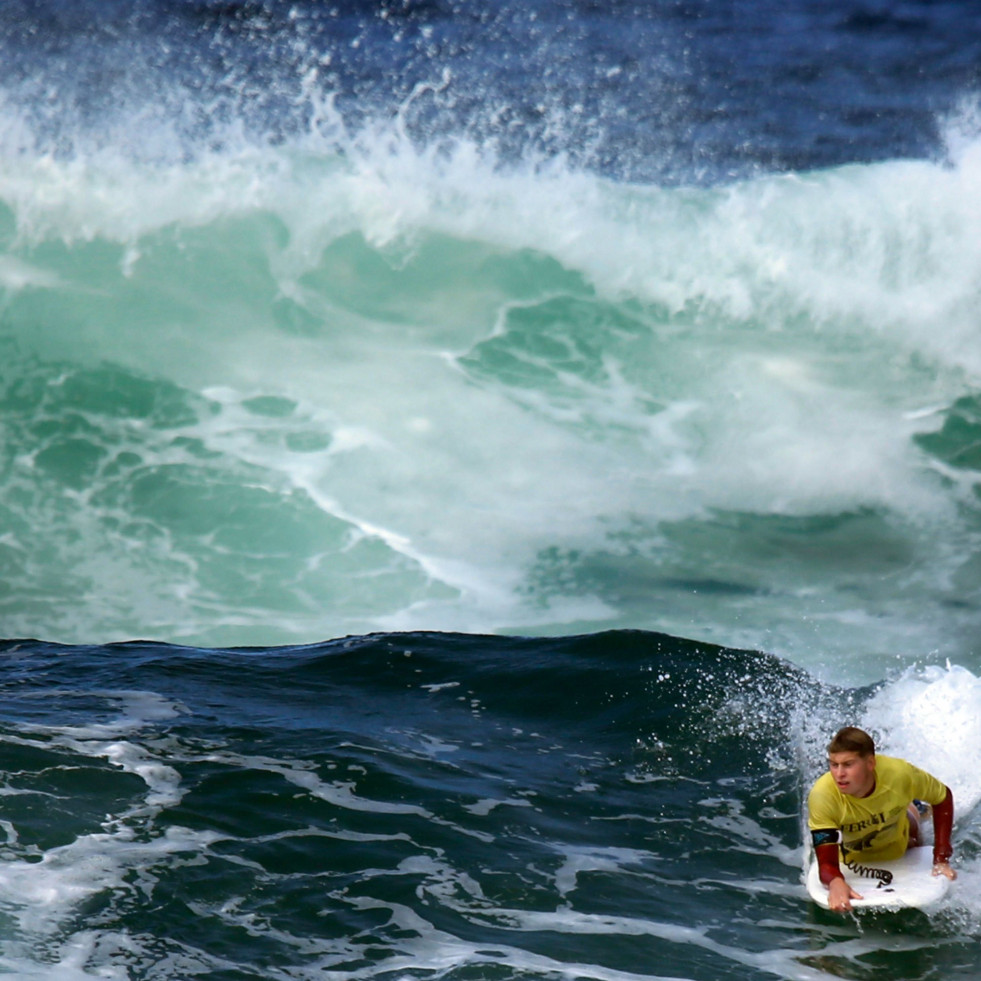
[828,876,862,912]
[932,860,957,881]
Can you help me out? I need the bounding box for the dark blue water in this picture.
[3,0,980,177]
[2,2,981,977]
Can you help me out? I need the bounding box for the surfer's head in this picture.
[827,726,875,758]
[827,727,876,797]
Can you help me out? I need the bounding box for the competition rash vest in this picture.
[807,755,948,862]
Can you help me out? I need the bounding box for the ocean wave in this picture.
[2,132,981,671]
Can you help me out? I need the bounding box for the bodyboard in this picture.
[806,846,950,911]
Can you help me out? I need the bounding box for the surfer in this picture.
[807,726,956,913]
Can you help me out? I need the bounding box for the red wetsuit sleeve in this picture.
[815,842,844,886]
[932,786,954,863]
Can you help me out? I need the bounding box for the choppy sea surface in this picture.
[2,1,981,977]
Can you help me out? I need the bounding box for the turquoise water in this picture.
[3,140,981,681]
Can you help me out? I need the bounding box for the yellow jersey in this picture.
[807,755,947,862]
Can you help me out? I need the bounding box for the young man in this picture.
[807,726,956,912]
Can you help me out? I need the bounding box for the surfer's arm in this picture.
[814,841,843,885]
[813,834,864,911]
[931,786,957,880]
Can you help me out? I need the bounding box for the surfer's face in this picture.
[827,750,876,797]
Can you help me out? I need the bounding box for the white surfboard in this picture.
[806,846,950,911]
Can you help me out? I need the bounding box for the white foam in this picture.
[863,662,981,816]
[3,103,980,378]
[551,846,655,899]
[0,687,199,957]
[200,749,433,818]
[0,825,219,937]
[462,796,532,816]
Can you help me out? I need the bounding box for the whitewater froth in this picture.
[1,98,981,678]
